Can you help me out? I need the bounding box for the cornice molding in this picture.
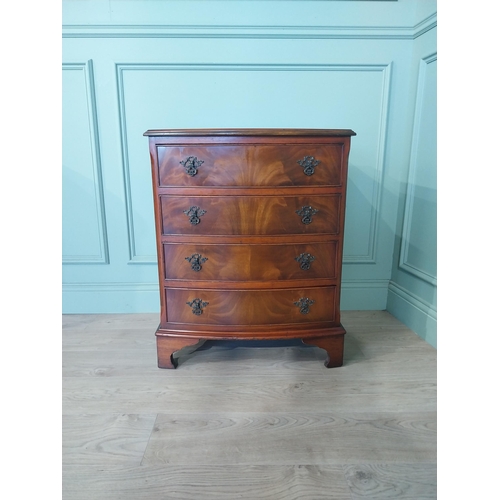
[62,13,436,40]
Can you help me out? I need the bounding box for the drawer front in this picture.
[164,242,338,280]
[161,195,341,235]
[166,287,336,325]
[157,144,343,187]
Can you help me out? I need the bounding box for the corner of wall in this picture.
[387,281,436,348]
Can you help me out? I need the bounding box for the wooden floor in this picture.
[62,311,437,499]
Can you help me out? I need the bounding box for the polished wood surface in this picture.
[165,287,337,325]
[160,194,341,235]
[303,335,344,367]
[163,241,338,281]
[157,143,343,187]
[156,336,203,369]
[144,127,357,137]
[62,311,437,499]
[147,129,353,368]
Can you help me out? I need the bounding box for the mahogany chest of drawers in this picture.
[144,128,355,368]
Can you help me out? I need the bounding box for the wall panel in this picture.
[116,62,391,266]
[62,61,109,264]
[62,0,437,345]
[399,53,437,285]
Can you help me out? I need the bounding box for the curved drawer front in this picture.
[161,195,341,235]
[166,287,336,325]
[157,144,343,187]
[164,242,338,281]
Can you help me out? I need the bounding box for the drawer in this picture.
[156,144,343,187]
[164,242,338,280]
[166,287,336,325]
[160,195,341,235]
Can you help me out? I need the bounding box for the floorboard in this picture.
[62,310,437,499]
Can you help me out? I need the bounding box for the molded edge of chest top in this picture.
[144,128,356,137]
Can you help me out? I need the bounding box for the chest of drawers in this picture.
[144,128,355,368]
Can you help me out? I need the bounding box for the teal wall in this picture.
[62,0,437,346]
[387,19,437,347]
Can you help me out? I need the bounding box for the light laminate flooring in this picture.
[62,311,437,499]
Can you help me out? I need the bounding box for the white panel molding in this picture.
[115,62,391,265]
[63,13,436,40]
[62,60,110,265]
[115,63,154,264]
[344,62,391,265]
[116,64,160,264]
[399,52,437,285]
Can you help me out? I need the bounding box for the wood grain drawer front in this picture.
[164,242,338,281]
[161,195,341,235]
[157,144,343,187]
[166,287,336,325]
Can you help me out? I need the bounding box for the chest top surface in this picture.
[144,128,356,137]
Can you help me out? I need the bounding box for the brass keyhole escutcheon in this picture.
[295,206,319,225]
[183,206,207,225]
[180,156,204,177]
[297,156,320,176]
[186,298,209,315]
[295,253,316,271]
[185,253,208,272]
[294,297,315,315]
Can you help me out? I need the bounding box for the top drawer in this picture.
[156,143,344,187]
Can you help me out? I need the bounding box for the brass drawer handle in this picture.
[185,253,208,272]
[297,155,320,176]
[186,298,209,315]
[295,253,316,271]
[183,206,206,225]
[295,205,319,225]
[294,297,315,315]
[180,156,204,177]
